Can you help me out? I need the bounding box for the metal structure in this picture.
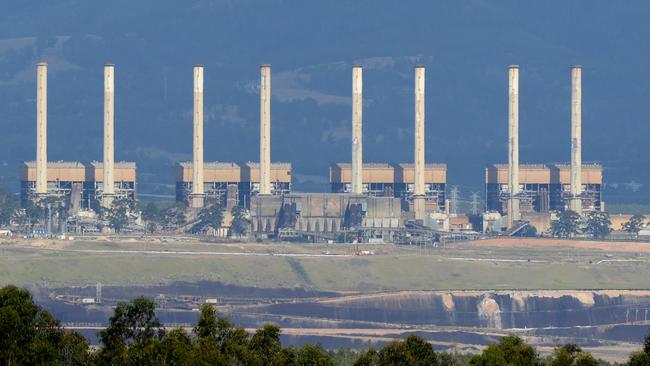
[20,161,137,209]
[175,161,291,208]
[470,192,480,215]
[330,163,446,212]
[485,163,602,214]
[96,282,102,304]
[449,186,460,216]
[253,193,401,236]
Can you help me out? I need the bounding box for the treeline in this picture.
[2,285,650,365]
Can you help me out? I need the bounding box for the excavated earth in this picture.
[6,237,650,362]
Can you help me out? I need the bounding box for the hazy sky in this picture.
[0,1,648,202]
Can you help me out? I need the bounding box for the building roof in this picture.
[20,160,137,182]
[331,162,447,169]
[398,163,447,169]
[487,163,602,170]
[329,162,447,184]
[22,160,137,169]
[91,161,137,169]
[485,163,603,184]
[22,161,85,168]
[245,162,292,169]
[175,161,292,183]
[177,161,240,169]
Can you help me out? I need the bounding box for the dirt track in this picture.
[463,237,650,253]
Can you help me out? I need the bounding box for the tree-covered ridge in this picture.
[1,285,650,365]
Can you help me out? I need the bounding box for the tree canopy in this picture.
[0,189,19,226]
[623,215,646,235]
[0,285,89,365]
[191,203,225,234]
[231,205,250,236]
[551,210,581,238]
[583,211,612,239]
[468,335,537,366]
[549,343,599,366]
[106,198,131,233]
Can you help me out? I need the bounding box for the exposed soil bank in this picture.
[252,290,650,329]
[28,282,650,361]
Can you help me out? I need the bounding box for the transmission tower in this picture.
[471,192,480,215]
[450,186,460,216]
[96,282,102,304]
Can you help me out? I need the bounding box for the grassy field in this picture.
[2,238,650,291]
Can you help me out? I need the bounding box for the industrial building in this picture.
[20,161,137,209]
[249,64,438,238]
[179,64,291,210]
[175,161,291,208]
[485,163,603,214]
[329,163,446,212]
[22,62,136,211]
[488,65,600,231]
[18,59,613,239]
[250,193,402,237]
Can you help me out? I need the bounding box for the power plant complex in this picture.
[20,62,137,213]
[19,61,603,238]
[482,65,602,233]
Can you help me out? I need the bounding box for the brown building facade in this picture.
[330,163,447,212]
[175,161,291,208]
[485,163,603,214]
[19,161,137,209]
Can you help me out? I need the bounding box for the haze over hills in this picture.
[0,1,648,204]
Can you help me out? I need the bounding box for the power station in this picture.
[483,65,602,233]
[176,64,291,210]
[21,63,137,213]
[175,161,291,208]
[19,61,605,238]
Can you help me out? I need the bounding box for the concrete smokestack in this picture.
[570,65,582,214]
[507,65,520,228]
[351,65,363,195]
[35,62,48,195]
[259,64,271,195]
[413,65,426,220]
[191,65,205,208]
[102,63,115,207]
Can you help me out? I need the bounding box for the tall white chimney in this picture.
[507,65,520,228]
[102,63,115,207]
[259,64,271,195]
[414,65,426,220]
[570,65,582,214]
[351,65,363,195]
[35,62,48,195]
[191,65,205,208]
